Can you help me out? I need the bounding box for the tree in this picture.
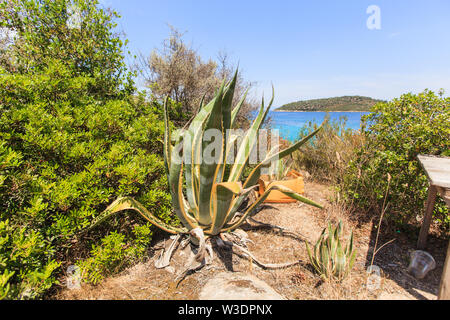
[0,0,134,98]
[137,26,257,127]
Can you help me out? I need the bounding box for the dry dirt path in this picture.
[56,181,445,300]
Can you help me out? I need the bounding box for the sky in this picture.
[100,0,450,107]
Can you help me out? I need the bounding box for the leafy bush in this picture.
[342,90,450,230]
[77,224,153,285]
[0,0,180,299]
[0,0,134,97]
[0,62,176,298]
[0,219,60,299]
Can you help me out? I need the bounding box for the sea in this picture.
[268,111,371,142]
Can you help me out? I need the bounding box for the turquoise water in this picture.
[268,111,370,142]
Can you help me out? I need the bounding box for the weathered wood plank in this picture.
[417,155,450,189]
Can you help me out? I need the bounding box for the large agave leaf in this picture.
[222,184,323,232]
[208,182,242,235]
[184,78,237,218]
[163,102,198,230]
[214,72,238,184]
[167,138,198,230]
[216,133,240,183]
[183,81,234,217]
[221,69,238,132]
[183,128,199,215]
[197,82,225,225]
[183,97,217,216]
[228,87,274,182]
[88,197,188,235]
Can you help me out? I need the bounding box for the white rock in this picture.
[199,272,285,300]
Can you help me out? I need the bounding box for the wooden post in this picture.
[417,185,438,249]
[416,155,450,299]
[438,240,450,300]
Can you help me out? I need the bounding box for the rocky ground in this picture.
[56,181,447,300]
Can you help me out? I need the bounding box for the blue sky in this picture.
[101,0,450,107]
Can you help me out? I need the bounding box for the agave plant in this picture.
[89,70,324,269]
[306,220,356,281]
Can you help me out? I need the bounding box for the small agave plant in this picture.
[306,220,357,281]
[90,70,324,270]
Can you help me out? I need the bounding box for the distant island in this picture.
[275,96,384,112]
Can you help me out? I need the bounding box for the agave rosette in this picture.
[306,221,357,281]
[93,70,323,239]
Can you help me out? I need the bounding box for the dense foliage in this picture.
[0,0,176,299]
[0,0,134,98]
[277,96,384,112]
[342,90,450,230]
[0,61,176,299]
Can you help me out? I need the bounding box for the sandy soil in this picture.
[56,181,447,300]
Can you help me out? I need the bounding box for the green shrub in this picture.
[342,90,450,230]
[0,0,134,98]
[0,0,182,299]
[292,115,365,184]
[0,219,60,299]
[77,224,153,285]
[0,63,176,298]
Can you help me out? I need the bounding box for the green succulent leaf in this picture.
[89,197,188,235]
[209,182,242,235]
[198,81,226,225]
[306,220,356,281]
